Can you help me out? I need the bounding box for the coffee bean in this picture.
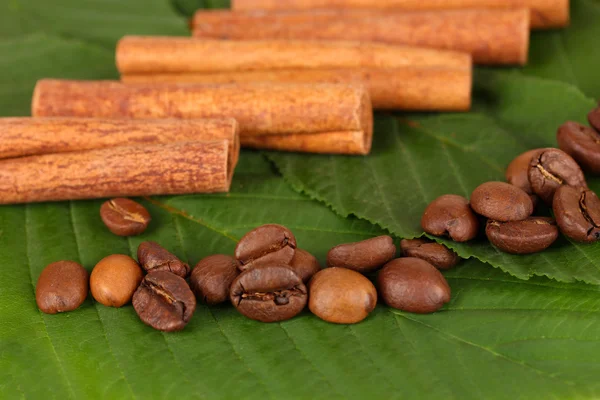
[589,106,600,132]
[308,267,377,324]
[399,239,460,270]
[132,271,196,332]
[377,258,450,314]
[553,185,600,243]
[100,198,151,236]
[230,264,307,322]
[36,261,89,314]
[235,224,297,271]
[189,254,239,305]
[528,148,587,205]
[90,254,143,307]
[421,195,479,242]
[486,217,559,254]
[557,121,600,175]
[288,248,321,283]
[326,235,396,273]
[505,149,546,194]
[137,241,190,278]
[471,181,533,222]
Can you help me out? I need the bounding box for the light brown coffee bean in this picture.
[36,261,89,314]
[288,248,321,283]
[189,254,240,305]
[485,217,559,254]
[470,181,533,222]
[235,224,297,271]
[90,254,143,307]
[100,198,151,236]
[309,267,377,324]
[505,149,546,194]
[399,239,460,270]
[421,194,479,242]
[327,235,395,273]
[378,258,450,314]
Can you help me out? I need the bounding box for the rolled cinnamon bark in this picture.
[192,9,530,65]
[0,141,235,204]
[0,117,240,171]
[32,79,372,138]
[241,130,371,155]
[118,37,472,111]
[231,0,569,29]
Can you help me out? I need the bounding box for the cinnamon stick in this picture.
[192,9,530,65]
[231,0,569,29]
[0,141,235,204]
[118,37,472,111]
[32,79,373,138]
[0,117,240,171]
[240,130,370,155]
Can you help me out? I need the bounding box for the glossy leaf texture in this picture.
[1,0,600,399]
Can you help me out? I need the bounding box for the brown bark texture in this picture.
[0,117,240,171]
[0,141,234,204]
[192,9,530,65]
[231,0,569,29]
[118,37,471,111]
[32,79,373,138]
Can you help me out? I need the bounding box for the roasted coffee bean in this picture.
[137,241,190,278]
[230,264,307,322]
[470,181,533,222]
[505,149,546,194]
[553,185,600,243]
[326,235,396,273]
[235,224,297,271]
[377,258,450,314]
[421,194,479,242]
[132,271,196,332]
[288,248,321,283]
[400,239,460,270]
[189,254,239,305]
[309,267,377,324]
[100,198,151,236]
[36,261,89,314]
[486,217,559,254]
[589,106,600,132]
[90,254,143,307]
[557,121,600,175]
[528,148,587,205]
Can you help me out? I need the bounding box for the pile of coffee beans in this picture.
[36,223,462,330]
[422,105,600,253]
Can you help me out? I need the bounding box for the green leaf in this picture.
[524,0,600,99]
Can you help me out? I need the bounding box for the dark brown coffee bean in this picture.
[326,235,395,273]
[553,185,600,243]
[100,198,151,236]
[589,106,600,132]
[470,181,533,222]
[288,248,321,283]
[189,254,239,305]
[528,148,587,205]
[90,254,143,307]
[399,239,460,270]
[36,261,89,314]
[557,121,600,175]
[230,264,307,322]
[377,258,450,314]
[486,217,559,254]
[235,224,297,271]
[308,267,377,324]
[137,241,190,278]
[421,194,479,242]
[132,271,196,332]
[505,149,548,194]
